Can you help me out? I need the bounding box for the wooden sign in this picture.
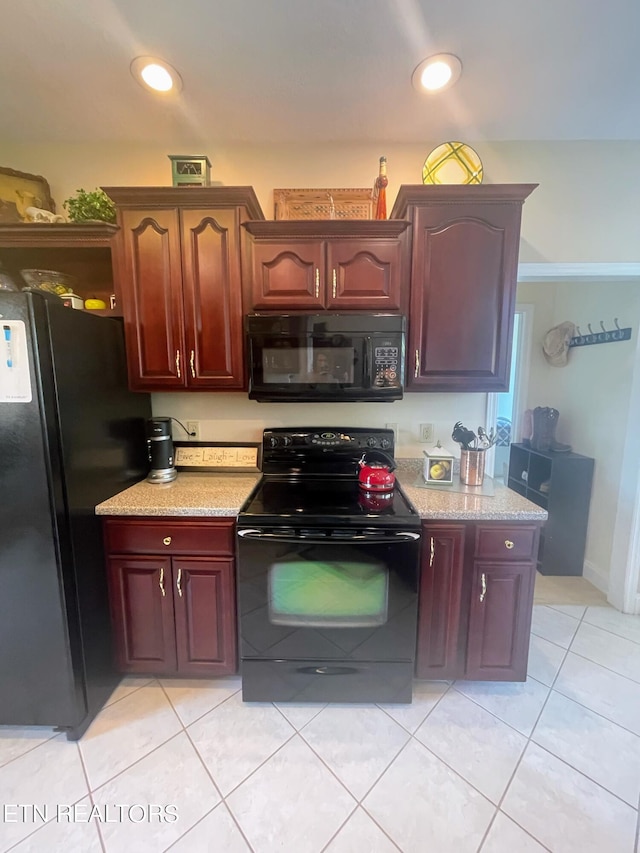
[174,442,261,472]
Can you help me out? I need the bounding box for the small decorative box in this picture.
[423,442,454,485]
[168,154,212,187]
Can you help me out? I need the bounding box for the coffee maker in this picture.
[146,417,177,483]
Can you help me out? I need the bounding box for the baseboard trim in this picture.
[583,560,608,594]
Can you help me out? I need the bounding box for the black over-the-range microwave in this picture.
[245,313,406,402]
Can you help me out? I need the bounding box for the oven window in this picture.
[261,345,355,385]
[268,553,389,628]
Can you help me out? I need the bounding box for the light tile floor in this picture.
[1,581,639,852]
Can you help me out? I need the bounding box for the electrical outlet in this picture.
[186,420,199,441]
[419,423,434,443]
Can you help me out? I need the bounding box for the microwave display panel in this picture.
[262,345,355,385]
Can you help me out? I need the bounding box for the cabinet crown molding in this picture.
[390,184,538,219]
[101,186,265,220]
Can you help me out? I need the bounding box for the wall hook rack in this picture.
[570,318,632,348]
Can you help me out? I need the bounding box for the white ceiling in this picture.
[2,0,639,146]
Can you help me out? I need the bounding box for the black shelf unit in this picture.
[508,443,594,576]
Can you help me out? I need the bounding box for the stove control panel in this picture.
[262,428,395,464]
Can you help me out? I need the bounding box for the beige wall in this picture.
[1,140,639,263]
[518,280,640,591]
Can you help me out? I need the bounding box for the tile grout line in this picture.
[538,603,640,649]
[155,681,258,853]
[2,791,98,853]
[473,616,583,853]
[76,740,107,853]
[301,690,454,851]
[479,603,640,850]
[0,729,60,773]
[475,605,592,851]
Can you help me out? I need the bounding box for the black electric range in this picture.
[239,426,419,527]
[236,427,421,704]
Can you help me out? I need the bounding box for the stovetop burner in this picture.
[238,427,419,529]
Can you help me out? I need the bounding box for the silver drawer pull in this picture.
[480,572,487,603]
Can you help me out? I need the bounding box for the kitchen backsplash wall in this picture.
[151,391,489,461]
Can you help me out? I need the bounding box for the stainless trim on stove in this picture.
[237,528,420,543]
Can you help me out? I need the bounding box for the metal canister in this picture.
[460,449,485,486]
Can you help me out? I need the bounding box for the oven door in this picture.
[237,525,420,701]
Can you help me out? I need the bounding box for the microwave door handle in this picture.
[364,337,371,387]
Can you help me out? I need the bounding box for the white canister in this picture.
[60,292,84,309]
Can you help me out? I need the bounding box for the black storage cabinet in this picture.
[508,443,594,576]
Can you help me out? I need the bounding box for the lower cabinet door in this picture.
[172,557,238,675]
[465,561,535,681]
[415,525,465,679]
[107,557,178,673]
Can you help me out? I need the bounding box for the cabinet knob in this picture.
[521,471,528,482]
[163,536,172,546]
[505,539,514,549]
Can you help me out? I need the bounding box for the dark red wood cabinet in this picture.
[104,517,238,676]
[104,187,264,391]
[390,185,537,392]
[415,524,465,679]
[243,220,409,312]
[415,521,540,681]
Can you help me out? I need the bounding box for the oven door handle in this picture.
[237,529,421,544]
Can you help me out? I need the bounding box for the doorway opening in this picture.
[487,304,533,481]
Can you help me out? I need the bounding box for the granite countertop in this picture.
[95,464,547,522]
[95,472,261,517]
[399,478,547,521]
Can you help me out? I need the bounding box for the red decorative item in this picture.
[374,156,388,220]
[357,450,396,492]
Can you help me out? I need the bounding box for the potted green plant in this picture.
[63,188,116,224]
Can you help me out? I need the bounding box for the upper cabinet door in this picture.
[410,204,518,391]
[243,220,409,311]
[326,238,404,310]
[250,239,325,309]
[180,209,245,389]
[117,209,186,390]
[390,185,536,393]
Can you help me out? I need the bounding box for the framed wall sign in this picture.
[174,441,261,472]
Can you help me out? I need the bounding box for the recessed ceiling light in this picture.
[411,53,462,93]
[131,56,183,93]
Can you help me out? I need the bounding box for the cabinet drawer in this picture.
[104,519,234,556]
[474,525,538,561]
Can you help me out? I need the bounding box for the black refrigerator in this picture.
[0,291,151,739]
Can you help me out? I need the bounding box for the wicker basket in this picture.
[274,188,374,221]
